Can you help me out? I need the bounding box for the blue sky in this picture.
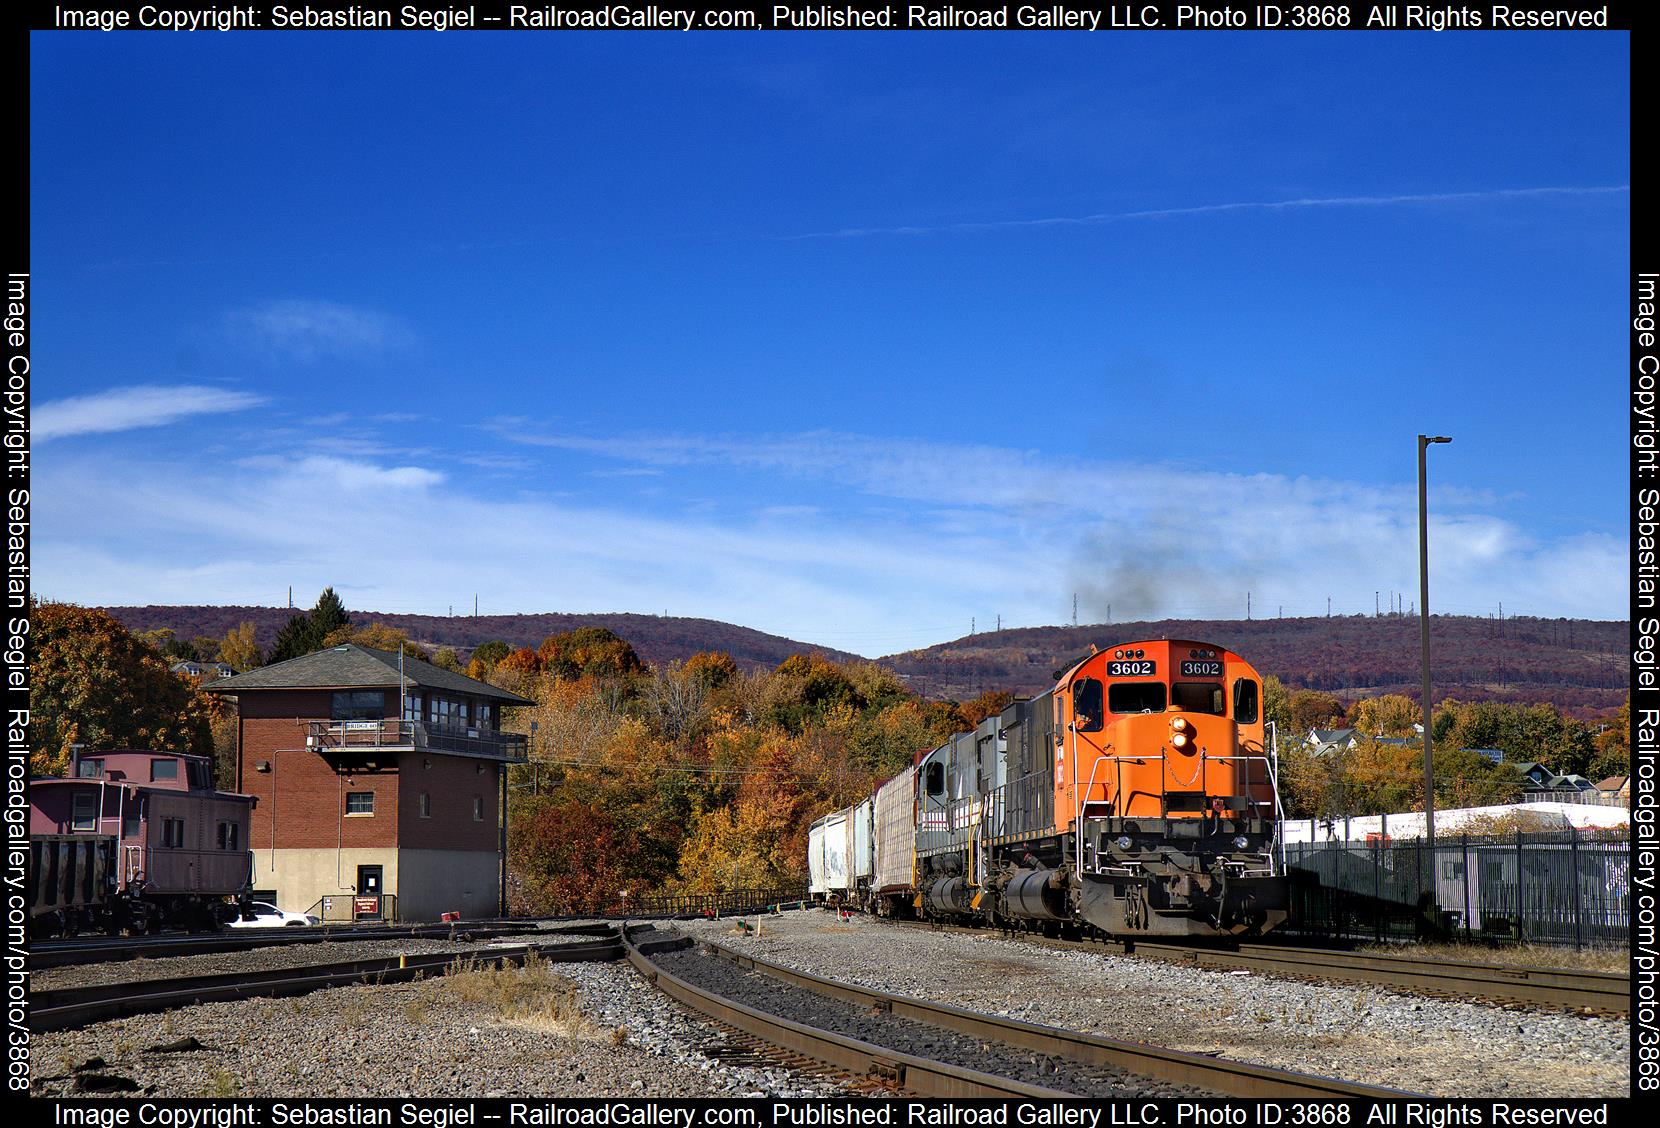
[31,33,1629,657]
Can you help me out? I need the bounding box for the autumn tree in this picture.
[466,640,512,680]
[1262,675,1293,739]
[683,650,739,689]
[644,660,713,749]
[320,621,431,662]
[1348,694,1421,738]
[1437,699,1597,777]
[218,621,262,671]
[959,690,1015,728]
[30,602,214,777]
[538,627,643,681]
[1288,690,1348,734]
[1589,698,1630,780]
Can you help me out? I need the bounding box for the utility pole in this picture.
[287,586,292,609]
[1419,433,1452,846]
[971,617,975,634]
[1327,596,1331,618]
[1375,591,1380,617]
[1247,592,1251,620]
[1072,594,1078,627]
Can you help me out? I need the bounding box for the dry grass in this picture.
[1362,940,1628,973]
[436,952,596,1037]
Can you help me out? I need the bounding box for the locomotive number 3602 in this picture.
[1106,660,1155,677]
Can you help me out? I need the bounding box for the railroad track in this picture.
[1116,938,1631,1016]
[32,931,623,1032]
[30,921,607,970]
[623,924,1422,1099]
[884,918,1629,1016]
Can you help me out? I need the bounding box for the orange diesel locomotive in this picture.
[884,638,1286,937]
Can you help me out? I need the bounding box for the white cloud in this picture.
[226,299,406,360]
[35,385,265,443]
[34,429,1626,657]
[787,185,1630,240]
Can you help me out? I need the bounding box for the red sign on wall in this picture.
[354,896,380,917]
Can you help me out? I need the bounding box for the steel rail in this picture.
[621,926,1076,1098]
[30,921,597,970]
[1121,940,1630,1015]
[633,926,1421,1099]
[889,918,1629,1015]
[32,933,622,1032]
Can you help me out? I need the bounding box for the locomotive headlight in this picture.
[1115,836,1133,850]
[1171,717,1190,733]
[1171,732,1190,749]
[1232,835,1250,850]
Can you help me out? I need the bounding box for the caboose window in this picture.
[1073,678,1104,731]
[1171,683,1226,715]
[71,791,97,832]
[150,759,178,782]
[1233,679,1260,724]
[77,758,103,778]
[160,818,185,848]
[217,821,239,850]
[1108,683,1166,714]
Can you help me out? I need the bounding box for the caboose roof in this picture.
[199,642,533,706]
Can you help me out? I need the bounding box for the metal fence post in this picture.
[1373,838,1383,942]
[1570,826,1582,950]
[1515,831,1525,943]
[1462,833,1471,942]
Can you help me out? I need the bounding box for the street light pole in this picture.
[1419,434,1451,845]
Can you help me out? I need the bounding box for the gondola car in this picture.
[28,749,257,935]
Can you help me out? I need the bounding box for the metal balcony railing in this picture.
[305,719,528,762]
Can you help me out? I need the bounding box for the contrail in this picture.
[787,184,1629,240]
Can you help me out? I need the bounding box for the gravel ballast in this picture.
[651,945,1210,1097]
[676,910,1629,1097]
[33,948,851,1097]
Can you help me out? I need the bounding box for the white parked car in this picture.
[229,901,319,928]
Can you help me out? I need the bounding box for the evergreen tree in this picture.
[267,588,353,663]
[269,613,318,663]
[311,587,349,639]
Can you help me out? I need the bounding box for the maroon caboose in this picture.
[29,749,257,935]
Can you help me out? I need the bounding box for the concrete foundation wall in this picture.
[252,847,499,921]
[251,848,398,917]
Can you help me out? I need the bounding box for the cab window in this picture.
[1108,683,1166,714]
[1172,683,1225,715]
[1233,679,1260,724]
[925,761,945,796]
[1072,678,1104,731]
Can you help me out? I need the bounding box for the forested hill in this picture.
[880,615,1629,715]
[104,604,1626,716]
[101,605,861,671]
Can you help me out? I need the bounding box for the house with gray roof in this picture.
[204,644,533,922]
[1308,728,1358,757]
